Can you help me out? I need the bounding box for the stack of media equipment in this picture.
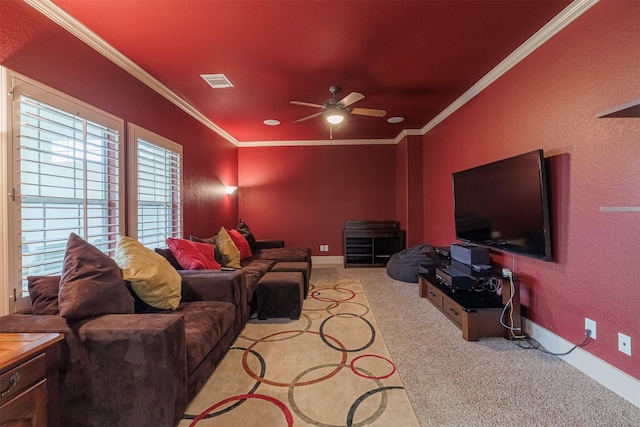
[435,244,493,291]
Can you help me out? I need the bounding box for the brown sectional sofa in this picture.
[0,270,244,427]
[0,235,311,427]
[158,238,312,327]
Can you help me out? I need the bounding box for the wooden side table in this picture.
[0,333,63,427]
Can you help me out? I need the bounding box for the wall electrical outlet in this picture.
[618,333,631,356]
[319,244,329,252]
[585,318,597,339]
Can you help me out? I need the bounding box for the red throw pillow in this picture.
[166,238,221,270]
[227,228,252,260]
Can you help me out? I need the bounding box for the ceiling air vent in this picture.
[200,74,234,89]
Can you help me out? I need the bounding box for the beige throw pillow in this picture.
[115,235,182,310]
[215,227,242,268]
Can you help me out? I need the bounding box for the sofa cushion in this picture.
[250,247,311,263]
[239,259,277,302]
[227,229,252,260]
[166,238,221,270]
[215,227,242,268]
[115,236,182,310]
[177,301,236,373]
[59,233,134,320]
[27,275,60,315]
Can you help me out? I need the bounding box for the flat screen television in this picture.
[452,149,552,261]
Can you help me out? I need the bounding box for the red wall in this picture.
[1,0,238,237]
[4,0,638,382]
[422,1,640,379]
[238,144,397,255]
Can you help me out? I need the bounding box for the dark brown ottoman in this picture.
[257,272,304,320]
[271,261,310,299]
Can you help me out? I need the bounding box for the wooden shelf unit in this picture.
[344,221,404,268]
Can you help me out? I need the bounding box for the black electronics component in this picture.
[435,268,477,291]
[451,243,490,265]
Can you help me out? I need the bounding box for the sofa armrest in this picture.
[0,313,187,427]
[179,269,247,333]
[254,239,285,249]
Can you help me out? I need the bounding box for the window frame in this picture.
[2,69,125,314]
[127,123,183,248]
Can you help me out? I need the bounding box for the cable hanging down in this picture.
[501,271,592,356]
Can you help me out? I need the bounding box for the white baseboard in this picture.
[523,318,639,408]
[311,255,344,265]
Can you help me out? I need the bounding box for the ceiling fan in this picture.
[291,86,386,125]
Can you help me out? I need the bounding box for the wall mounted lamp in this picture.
[224,185,238,195]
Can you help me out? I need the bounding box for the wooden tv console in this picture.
[418,272,521,341]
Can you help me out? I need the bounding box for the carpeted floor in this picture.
[180,265,639,427]
[179,275,420,427]
[320,265,640,427]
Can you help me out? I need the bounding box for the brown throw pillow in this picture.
[27,275,60,315]
[58,233,134,320]
[237,218,257,251]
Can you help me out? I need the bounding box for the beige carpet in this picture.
[179,276,420,426]
[318,266,640,427]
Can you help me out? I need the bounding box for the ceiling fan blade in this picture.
[293,111,324,123]
[338,92,365,108]
[350,107,387,117]
[290,100,324,108]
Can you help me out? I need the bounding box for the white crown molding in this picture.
[24,0,240,147]
[26,0,598,148]
[238,138,397,147]
[421,0,599,135]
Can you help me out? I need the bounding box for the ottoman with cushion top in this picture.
[257,272,304,320]
[271,261,310,299]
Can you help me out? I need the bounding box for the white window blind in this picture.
[129,124,182,249]
[16,94,122,288]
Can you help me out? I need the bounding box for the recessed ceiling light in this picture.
[263,119,280,126]
[387,116,405,124]
[200,74,234,89]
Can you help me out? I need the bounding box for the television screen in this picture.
[452,149,552,261]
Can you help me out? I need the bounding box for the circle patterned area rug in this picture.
[179,278,420,427]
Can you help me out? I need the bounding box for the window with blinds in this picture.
[129,124,182,249]
[15,93,123,291]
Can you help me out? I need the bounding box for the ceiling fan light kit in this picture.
[326,112,344,124]
[291,85,386,129]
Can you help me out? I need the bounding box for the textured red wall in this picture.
[238,144,397,255]
[1,0,238,238]
[423,1,640,378]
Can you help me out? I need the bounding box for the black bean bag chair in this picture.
[386,244,435,283]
